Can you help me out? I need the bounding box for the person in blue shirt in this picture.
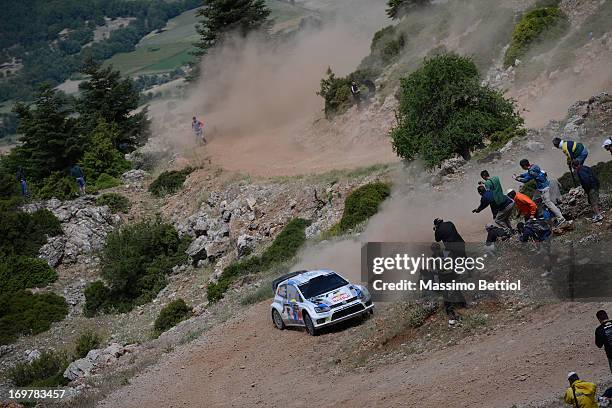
[573,160,603,222]
[472,185,515,231]
[70,165,86,195]
[16,167,28,198]
[514,159,566,227]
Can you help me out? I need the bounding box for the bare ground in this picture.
[98,300,612,408]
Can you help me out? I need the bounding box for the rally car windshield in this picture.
[298,273,349,299]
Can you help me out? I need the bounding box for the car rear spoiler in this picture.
[271,270,307,292]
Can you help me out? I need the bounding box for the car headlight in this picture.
[314,305,330,313]
[357,285,371,300]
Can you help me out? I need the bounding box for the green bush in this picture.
[148,168,194,197]
[558,160,612,193]
[0,256,58,295]
[336,182,391,233]
[74,331,102,359]
[0,208,62,257]
[391,53,523,167]
[519,179,537,198]
[489,127,527,150]
[154,299,193,335]
[83,281,112,317]
[96,193,131,214]
[317,68,377,119]
[36,172,79,200]
[91,173,122,191]
[83,219,190,315]
[8,350,70,387]
[207,218,310,302]
[0,290,68,345]
[359,25,407,73]
[80,120,131,182]
[503,6,569,67]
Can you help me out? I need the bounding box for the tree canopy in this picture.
[390,53,523,167]
[386,0,431,19]
[190,0,272,79]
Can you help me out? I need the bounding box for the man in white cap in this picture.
[563,372,598,407]
[603,137,612,156]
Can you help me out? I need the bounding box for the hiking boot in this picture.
[555,219,567,228]
[448,319,457,328]
[592,214,604,223]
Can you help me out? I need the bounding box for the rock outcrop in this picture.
[24,197,121,267]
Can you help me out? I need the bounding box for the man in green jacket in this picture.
[480,170,506,207]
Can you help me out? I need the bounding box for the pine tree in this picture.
[190,0,272,79]
[80,120,130,181]
[77,60,150,151]
[10,85,82,179]
[386,0,431,20]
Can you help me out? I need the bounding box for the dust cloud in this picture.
[149,0,393,175]
[293,143,611,284]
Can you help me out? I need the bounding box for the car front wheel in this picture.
[303,313,318,336]
[272,309,285,330]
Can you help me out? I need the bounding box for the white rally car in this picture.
[270,269,373,336]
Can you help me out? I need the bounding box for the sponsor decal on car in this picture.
[331,292,350,303]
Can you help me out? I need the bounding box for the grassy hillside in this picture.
[104,0,311,76]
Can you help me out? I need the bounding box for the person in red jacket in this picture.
[507,189,537,220]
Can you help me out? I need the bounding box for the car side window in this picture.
[286,285,301,302]
[277,284,287,299]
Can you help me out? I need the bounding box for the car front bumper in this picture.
[312,300,374,328]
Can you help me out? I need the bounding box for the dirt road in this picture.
[99,300,611,408]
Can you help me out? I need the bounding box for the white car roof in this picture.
[283,269,338,286]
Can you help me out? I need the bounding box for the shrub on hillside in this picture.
[0,208,62,257]
[154,299,193,335]
[91,173,122,192]
[0,290,68,345]
[80,120,131,182]
[207,218,310,302]
[337,182,391,233]
[74,331,102,359]
[148,168,194,197]
[391,53,523,167]
[317,68,376,119]
[558,160,612,193]
[359,25,406,73]
[83,281,112,317]
[83,219,190,315]
[96,193,131,214]
[0,256,58,295]
[8,350,70,387]
[503,6,569,67]
[36,172,79,200]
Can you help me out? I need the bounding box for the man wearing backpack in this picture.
[595,310,612,374]
[515,159,566,227]
[553,137,589,165]
[573,160,603,222]
[563,372,598,408]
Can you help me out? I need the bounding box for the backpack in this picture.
[526,219,551,240]
[603,320,612,347]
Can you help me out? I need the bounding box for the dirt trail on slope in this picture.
[99,301,611,408]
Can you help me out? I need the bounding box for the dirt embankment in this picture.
[98,300,612,408]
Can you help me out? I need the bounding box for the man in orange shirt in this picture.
[507,189,537,220]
